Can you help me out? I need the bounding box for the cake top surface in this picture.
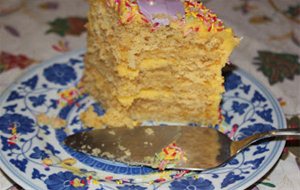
[106,0,226,33]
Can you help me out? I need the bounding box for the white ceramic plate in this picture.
[0,49,286,190]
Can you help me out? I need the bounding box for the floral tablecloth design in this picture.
[0,0,299,189]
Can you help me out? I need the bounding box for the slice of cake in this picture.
[80,0,239,128]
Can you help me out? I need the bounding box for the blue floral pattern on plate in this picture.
[0,50,286,190]
[169,177,215,190]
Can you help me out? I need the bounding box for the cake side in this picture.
[80,0,240,128]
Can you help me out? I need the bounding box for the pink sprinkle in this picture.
[141,17,150,23]
[8,141,16,145]
[105,176,113,181]
[208,25,212,32]
[153,22,160,27]
[154,178,166,183]
[174,170,190,179]
[158,160,168,170]
[125,1,131,8]
[151,22,160,32]
[232,124,238,132]
[229,124,239,138]
[43,164,49,169]
[9,135,17,141]
[126,14,134,23]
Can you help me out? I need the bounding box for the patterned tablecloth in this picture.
[0,0,299,189]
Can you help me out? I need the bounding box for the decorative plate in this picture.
[0,49,286,190]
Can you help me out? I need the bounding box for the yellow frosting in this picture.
[117,89,172,107]
[116,64,139,79]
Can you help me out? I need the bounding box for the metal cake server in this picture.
[64,126,300,171]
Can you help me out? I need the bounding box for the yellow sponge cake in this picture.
[80,0,239,128]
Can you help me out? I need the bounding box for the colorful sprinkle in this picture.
[92,179,100,185]
[228,124,239,138]
[52,40,70,52]
[184,0,224,32]
[42,158,53,169]
[8,123,18,146]
[105,176,113,181]
[154,177,166,183]
[174,170,190,179]
[57,87,83,107]
[62,158,77,166]
[70,178,86,187]
[151,142,187,170]
[277,97,287,107]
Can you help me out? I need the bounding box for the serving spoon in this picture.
[64,126,300,171]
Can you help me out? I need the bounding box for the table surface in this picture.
[0,0,299,189]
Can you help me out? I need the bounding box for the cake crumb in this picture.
[92,148,102,156]
[145,128,154,135]
[101,152,115,159]
[118,145,126,151]
[37,114,67,129]
[118,149,132,161]
[82,145,92,150]
[42,158,53,166]
[144,156,154,163]
[124,149,131,156]
[144,141,153,146]
[108,130,116,135]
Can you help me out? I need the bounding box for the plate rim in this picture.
[0,49,286,190]
[0,49,86,190]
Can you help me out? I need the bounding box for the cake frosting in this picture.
[80,0,240,128]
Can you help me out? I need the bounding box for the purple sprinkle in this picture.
[4,25,20,37]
